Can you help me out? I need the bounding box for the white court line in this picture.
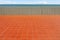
[0,26,10,36]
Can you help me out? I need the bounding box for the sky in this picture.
[0,0,60,4]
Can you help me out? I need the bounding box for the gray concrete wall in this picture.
[0,7,60,15]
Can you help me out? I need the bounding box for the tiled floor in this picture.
[0,15,60,40]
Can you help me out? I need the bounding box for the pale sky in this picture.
[0,0,60,4]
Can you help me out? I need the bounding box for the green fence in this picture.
[0,6,60,15]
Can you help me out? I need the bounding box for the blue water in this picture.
[0,4,60,8]
[0,4,60,6]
